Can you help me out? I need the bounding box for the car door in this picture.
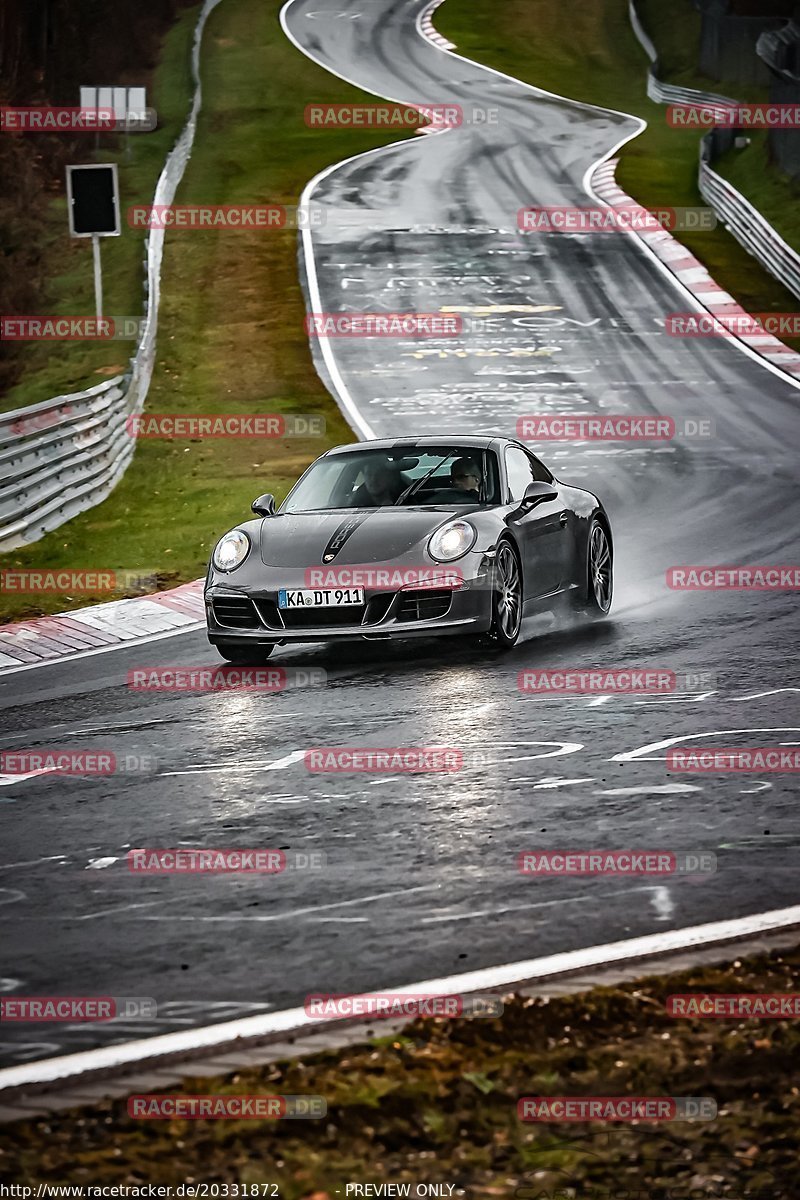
[503,446,570,599]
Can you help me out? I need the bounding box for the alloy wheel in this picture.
[589,523,612,612]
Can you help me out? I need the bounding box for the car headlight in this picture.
[212,530,250,572]
[428,519,477,563]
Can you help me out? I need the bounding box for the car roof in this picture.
[322,434,527,455]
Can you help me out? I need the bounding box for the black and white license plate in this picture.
[278,587,365,609]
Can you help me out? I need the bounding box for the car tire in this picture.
[575,518,613,617]
[479,538,524,650]
[215,642,275,664]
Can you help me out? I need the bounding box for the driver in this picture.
[349,459,405,507]
[448,457,482,500]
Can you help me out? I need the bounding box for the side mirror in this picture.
[252,493,276,516]
[520,480,558,508]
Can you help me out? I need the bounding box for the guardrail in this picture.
[628,0,800,304]
[646,73,735,115]
[0,0,222,554]
[0,377,130,548]
[698,148,800,299]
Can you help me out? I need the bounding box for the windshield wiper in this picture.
[394,453,455,506]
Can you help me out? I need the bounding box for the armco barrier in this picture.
[628,0,800,304]
[698,143,800,300]
[628,0,737,115]
[0,377,129,548]
[0,0,223,554]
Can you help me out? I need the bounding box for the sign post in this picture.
[65,163,120,319]
[92,236,103,320]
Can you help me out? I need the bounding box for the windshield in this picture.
[282,447,500,513]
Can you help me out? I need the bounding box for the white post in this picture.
[91,234,103,319]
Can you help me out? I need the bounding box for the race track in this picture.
[1,0,799,1068]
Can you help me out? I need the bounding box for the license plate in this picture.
[278,587,365,609]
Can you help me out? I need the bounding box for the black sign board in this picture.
[66,164,120,237]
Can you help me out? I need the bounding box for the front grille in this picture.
[279,605,367,629]
[364,593,394,624]
[396,589,453,622]
[253,598,283,629]
[211,596,260,629]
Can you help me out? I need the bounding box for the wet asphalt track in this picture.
[1,0,799,1066]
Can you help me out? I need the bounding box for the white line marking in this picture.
[529,776,595,789]
[0,771,56,787]
[611,728,800,762]
[650,886,674,921]
[421,886,650,924]
[78,900,163,921]
[4,904,800,1091]
[160,749,307,776]
[0,856,67,872]
[78,884,441,923]
[493,742,583,763]
[595,783,703,796]
[731,689,800,701]
[310,916,369,923]
[142,884,443,923]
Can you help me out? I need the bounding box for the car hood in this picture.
[258,508,474,567]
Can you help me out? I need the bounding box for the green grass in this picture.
[437,0,800,341]
[3,944,799,1195]
[0,0,427,624]
[636,0,743,95]
[636,0,800,275]
[0,6,202,413]
[715,133,800,254]
[635,0,800,281]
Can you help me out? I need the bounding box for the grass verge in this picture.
[0,0,424,624]
[636,0,800,267]
[0,5,202,414]
[714,134,800,255]
[2,944,798,1195]
[437,0,800,344]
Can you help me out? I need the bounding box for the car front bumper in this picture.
[205,565,493,645]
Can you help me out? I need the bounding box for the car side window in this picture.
[504,447,537,502]
[527,451,553,484]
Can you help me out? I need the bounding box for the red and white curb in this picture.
[419,0,455,52]
[591,158,800,378]
[0,580,205,675]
